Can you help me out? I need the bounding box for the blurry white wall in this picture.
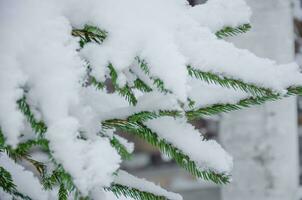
[220,1,299,200]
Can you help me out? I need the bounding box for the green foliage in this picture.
[187,66,271,97]
[186,94,280,120]
[110,136,132,160]
[59,183,68,200]
[216,24,251,39]
[0,167,17,194]
[117,85,138,106]
[186,86,302,120]
[90,76,105,90]
[287,86,302,96]
[108,64,138,105]
[42,166,91,200]
[105,184,166,200]
[0,167,32,200]
[72,25,107,47]
[127,110,182,122]
[17,97,47,136]
[136,58,171,93]
[133,79,152,93]
[72,27,138,106]
[102,119,229,184]
[42,166,76,199]
[0,129,48,175]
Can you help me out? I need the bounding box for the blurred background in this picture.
[119,0,302,199]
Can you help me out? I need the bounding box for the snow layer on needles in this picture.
[47,118,121,195]
[177,27,302,92]
[189,0,251,32]
[0,153,49,199]
[99,91,181,121]
[115,170,183,200]
[145,117,233,173]
[187,79,250,109]
[57,0,301,98]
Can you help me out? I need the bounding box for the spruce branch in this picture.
[90,76,106,90]
[108,64,138,105]
[72,27,138,105]
[71,25,283,100]
[42,166,90,200]
[71,26,261,97]
[0,130,48,175]
[133,78,153,93]
[186,87,302,120]
[135,58,171,94]
[215,24,252,39]
[127,110,182,122]
[105,184,166,200]
[72,25,107,47]
[187,66,271,97]
[0,167,17,194]
[110,136,132,160]
[17,97,47,136]
[0,167,32,200]
[102,120,229,184]
[42,166,75,192]
[59,183,68,200]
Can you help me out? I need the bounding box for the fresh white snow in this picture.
[144,117,233,173]
[0,0,301,198]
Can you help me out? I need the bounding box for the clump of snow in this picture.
[115,170,183,200]
[0,0,121,195]
[47,118,121,194]
[144,117,233,173]
[80,43,108,82]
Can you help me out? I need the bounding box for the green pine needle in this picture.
[127,110,182,122]
[90,76,105,90]
[0,167,17,194]
[72,25,107,47]
[133,79,152,93]
[108,64,138,105]
[117,85,138,106]
[59,183,69,200]
[105,184,166,200]
[216,24,252,39]
[136,58,171,94]
[187,66,271,97]
[17,97,47,136]
[110,136,132,160]
[186,87,302,120]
